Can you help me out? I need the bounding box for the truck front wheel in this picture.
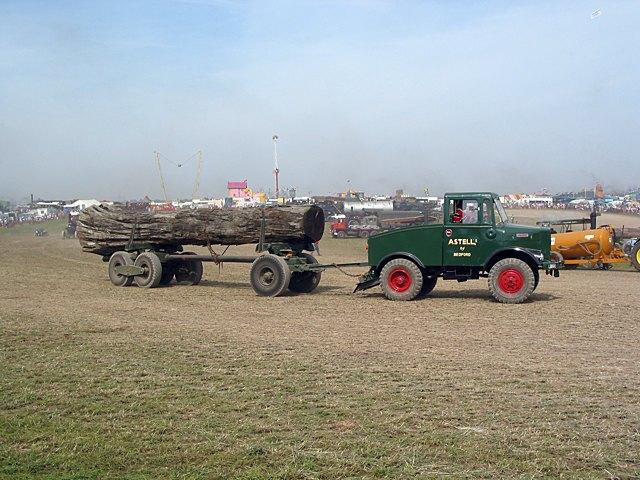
[380,258,423,301]
[488,258,535,304]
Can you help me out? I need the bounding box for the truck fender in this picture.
[375,252,426,273]
[484,247,543,272]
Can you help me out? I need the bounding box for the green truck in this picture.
[355,192,560,303]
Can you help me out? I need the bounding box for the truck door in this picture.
[443,198,494,266]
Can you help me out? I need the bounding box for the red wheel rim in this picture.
[388,267,412,292]
[498,268,524,294]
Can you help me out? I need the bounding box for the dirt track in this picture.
[2,229,640,478]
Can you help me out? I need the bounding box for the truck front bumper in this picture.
[353,268,380,292]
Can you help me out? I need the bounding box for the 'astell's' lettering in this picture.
[447,238,478,246]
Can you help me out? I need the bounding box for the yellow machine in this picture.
[551,226,640,270]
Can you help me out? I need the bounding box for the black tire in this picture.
[174,252,203,285]
[250,254,291,297]
[108,251,134,287]
[336,231,346,238]
[288,253,322,293]
[380,258,423,301]
[418,276,437,298]
[630,242,640,272]
[134,252,162,288]
[160,262,175,285]
[359,230,370,238]
[488,258,535,304]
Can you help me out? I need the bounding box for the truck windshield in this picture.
[494,198,509,224]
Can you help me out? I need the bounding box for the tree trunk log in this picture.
[77,205,325,256]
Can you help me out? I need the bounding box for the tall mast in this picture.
[272,135,280,198]
[192,150,203,199]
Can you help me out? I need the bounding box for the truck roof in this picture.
[445,192,498,199]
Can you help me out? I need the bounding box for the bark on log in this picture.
[77,204,325,256]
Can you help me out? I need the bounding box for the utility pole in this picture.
[272,135,280,198]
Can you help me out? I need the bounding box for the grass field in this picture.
[1,220,639,479]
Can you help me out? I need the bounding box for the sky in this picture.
[1,0,639,202]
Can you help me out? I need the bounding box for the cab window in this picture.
[482,199,493,224]
[449,199,479,224]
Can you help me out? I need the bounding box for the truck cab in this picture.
[357,192,559,303]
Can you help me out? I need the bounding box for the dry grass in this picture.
[1,221,639,479]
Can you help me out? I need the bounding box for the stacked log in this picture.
[77,204,325,256]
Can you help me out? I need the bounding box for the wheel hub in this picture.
[259,268,275,286]
[388,268,412,292]
[498,268,524,294]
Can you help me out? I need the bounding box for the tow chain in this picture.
[330,263,365,278]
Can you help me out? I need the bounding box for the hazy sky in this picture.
[1,0,639,201]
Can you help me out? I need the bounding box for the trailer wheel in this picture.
[488,258,535,304]
[418,276,437,298]
[174,252,203,285]
[108,251,134,287]
[250,254,291,297]
[160,263,175,285]
[288,253,322,293]
[133,252,163,288]
[380,258,423,301]
[630,242,640,272]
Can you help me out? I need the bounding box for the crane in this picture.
[154,149,203,202]
[154,151,169,202]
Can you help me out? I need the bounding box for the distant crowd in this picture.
[0,212,64,229]
[502,202,640,215]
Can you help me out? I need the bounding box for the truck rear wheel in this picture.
[380,258,423,301]
[359,230,370,238]
[108,251,134,287]
[288,254,322,293]
[250,254,291,297]
[631,242,640,272]
[134,252,163,288]
[488,258,535,304]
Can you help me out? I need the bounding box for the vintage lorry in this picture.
[355,192,560,303]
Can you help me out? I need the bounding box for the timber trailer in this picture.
[105,217,366,296]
